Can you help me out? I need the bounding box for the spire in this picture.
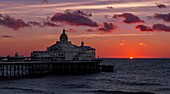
[63,28,65,33]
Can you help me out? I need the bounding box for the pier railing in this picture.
[0,61,102,78]
[0,60,113,78]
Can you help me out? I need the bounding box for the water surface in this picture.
[0,58,169,94]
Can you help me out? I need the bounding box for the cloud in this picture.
[1,35,14,38]
[28,21,59,27]
[136,24,170,32]
[0,13,60,30]
[152,24,170,32]
[65,9,92,17]
[154,13,170,22]
[138,42,147,47]
[43,21,59,27]
[119,43,125,46]
[119,40,125,46]
[155,3,166,8]
[51,10,98,27]
[98,22,118,32]
[86,22,118,32]
[0,14,30,30]
[136,25,153,31]
[113,13,144,23]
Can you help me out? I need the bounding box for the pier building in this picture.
[31,29,95,61]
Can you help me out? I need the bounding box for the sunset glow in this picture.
[0,0,170,58]
[130,57,134,60]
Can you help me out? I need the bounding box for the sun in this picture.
[130,56,133,59]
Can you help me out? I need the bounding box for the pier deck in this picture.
[0,60,113,78]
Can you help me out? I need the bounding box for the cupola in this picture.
[60,29,68,42]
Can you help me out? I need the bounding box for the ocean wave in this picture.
[117,80,161,86]
[155,88,170,91]
[92,90,155,94]
[62,83,91,89]
[0,87,54,94]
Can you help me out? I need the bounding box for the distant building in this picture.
[7,52,25,62]
[31,29,96,61]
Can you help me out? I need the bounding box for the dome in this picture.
[81,41,84,46]
[60,29,68,42]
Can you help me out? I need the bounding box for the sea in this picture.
[0,58,170,94]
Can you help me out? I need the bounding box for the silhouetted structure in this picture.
[0,29,114,78]
[31,29,95,61]
[0,60,113,78]
[6,52,25,62]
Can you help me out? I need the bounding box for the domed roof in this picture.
[81,41,84,46]
[60,29,68,42]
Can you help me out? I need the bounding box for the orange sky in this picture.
[0,30,169,58]
[0,0,170,58]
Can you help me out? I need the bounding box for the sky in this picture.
[0,0,170,58]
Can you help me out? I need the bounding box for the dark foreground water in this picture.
[0,58,170,94]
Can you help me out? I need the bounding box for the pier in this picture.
[0,60,113,78]
[0,30,114,79]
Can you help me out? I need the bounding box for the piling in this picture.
[0,60,113,78]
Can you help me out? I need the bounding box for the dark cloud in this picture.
[154,13,170,22]
[0,14,30,30]
[1,35,14,38]
[152,24,170,32]
[51,10,98,27]
[136,24,170,32]
[0,13,60,30]
[43,21,59,27]
[86,22,118,32]
[155,3,166,8]
[136,25,153,31]
[113,13,144,23]
[65,9,92,17]
[28,21,59,27]
[98,22,118,32]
